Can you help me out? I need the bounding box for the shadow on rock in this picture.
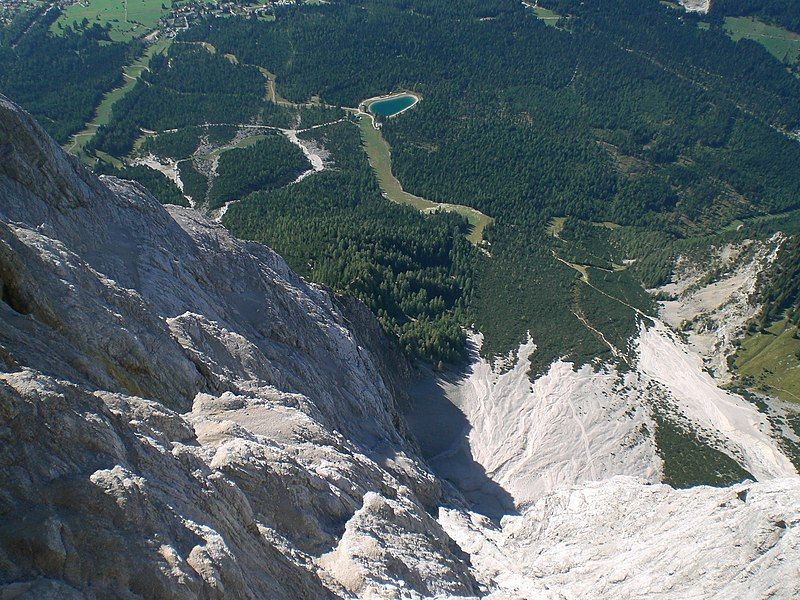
[404,362,516,521]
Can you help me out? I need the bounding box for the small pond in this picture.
[367,94,418,118]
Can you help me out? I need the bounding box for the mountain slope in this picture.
[0,94,475,598]
[1,94,799,599]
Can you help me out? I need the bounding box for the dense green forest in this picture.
[0,7,137,142]
[753,235,800,329]
[223,122,477,365]
[179,161,209,206]
[208,134,309,209]
[95,162,188,207]
[4,0,800,378]
[177,0,800,370]
[142,128,203,160]
[652,406,753,488]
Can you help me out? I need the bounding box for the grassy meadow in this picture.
[724,16,800,65]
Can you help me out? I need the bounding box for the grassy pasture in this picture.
[724,16,800,65]
[53,0,167,41]
[735,318,800,404]
[208,133,273,157]
[532,5,561,27]
[521,2,562,27]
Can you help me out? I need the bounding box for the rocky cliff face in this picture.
[0,95,475,599]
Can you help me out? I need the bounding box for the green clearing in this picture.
[94,149,123,168]
[66,38,171,162]
[548,216,567,238]
[724,16,800,64]
[735,318,800,404]
[357,113,493,246]
[132,131,155,152]
[53,0,166,41]
[532,6,561,26]
[188,40,216,54]
[522,2,562,27]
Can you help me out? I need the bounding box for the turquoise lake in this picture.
[368,94,417,117]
